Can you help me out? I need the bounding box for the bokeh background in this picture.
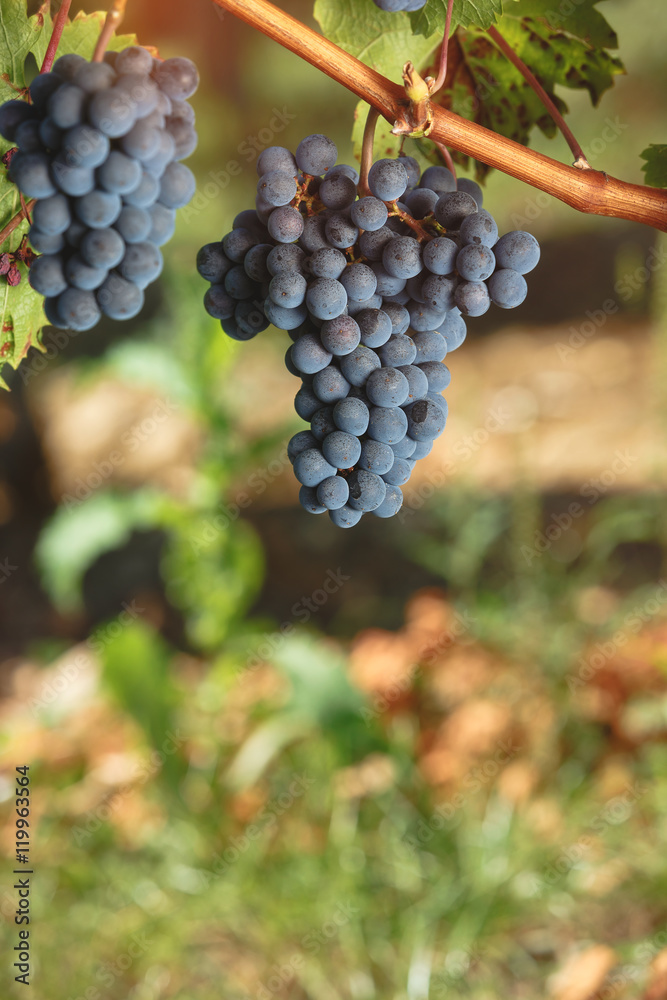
[2,1,667,997]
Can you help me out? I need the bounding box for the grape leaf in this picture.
[410,0,506,39]
[640,145,667,189]
[0,0,51,387]
[313,0,441,83]
[0,1,139,389]
[429,0,624,179]
[36,11,138,64]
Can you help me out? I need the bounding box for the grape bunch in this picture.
[0,47,198,331]
[372,0,426,12]
[197,133,540,528]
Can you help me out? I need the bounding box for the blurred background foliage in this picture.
[1,1,667,998]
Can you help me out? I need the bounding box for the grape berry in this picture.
[0,47,198,330]
[197,134,541,528]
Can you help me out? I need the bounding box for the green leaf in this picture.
[0,0,48,86]
[0,247,48,389]
[0,0,51,385]
[43,10,138,62]
[410,0,505,39]
[35,490,164,613]
[0,2,139,387]
[160,503,264,653]
[433,0,624,178]
[313,0,441,83]
[511,0,618,49]
[640,145,667,188]
[100,620,186,791]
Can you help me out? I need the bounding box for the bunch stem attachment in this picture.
[92,0,129,63]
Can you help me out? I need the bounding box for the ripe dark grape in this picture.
[97,273,144,319]
[146,203,175,246]
[308,248,346,279]
[368,158,408,202]
[32,194,71,236]
[293,448,337,487]
[291,333,332,374]
[310,407,337,442]
[350,197,388,231]
[487,268,528,308]
[9,152,57,198]
[80,228,125,269]
[1,46,198,332]
[57,287,101,330]
[419,165,456,194]
[347,469,386,512]
[317,476,349,511]
[295,134,337,176]
[114,205,152,244]
[493,231,541,274]
[28,254,68,297]
[196,134,541,527]
[319,316,360,357]
[322,430,362,469]
[153,57,200,101]
[65,254,108,291]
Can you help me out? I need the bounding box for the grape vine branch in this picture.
[40,0,72,74]
[208,0,667,233]
[0,199,35,248]
[486,25,589,170]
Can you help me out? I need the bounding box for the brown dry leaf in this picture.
[644,948,667,1000]
[439,699,512,757]
[349,628,416,694]
[593,757,637,801]
[550,945,616,1000]
[229,787,267,824]
[525,798,566,842]
[497,760,540,806]
[403,588,454,648]
[419,746,468,787]
[428,649,496,706]
[335,753,396,800]
[575,859,630,897]
[109,787,167,847]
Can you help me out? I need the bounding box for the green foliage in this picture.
[410,0,506,38]
[319,0,624,181]
[433,0,624,177]
[313,0,441,83]
[160,501,264,653]
[0,1,137,386]
[0,0,49,385]
[641,144,667,187]
[100,619,187,789]
[35,483,264,652]
[35,489,165,613]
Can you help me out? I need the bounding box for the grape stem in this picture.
[360,106,379,197]
[0,200,36,249]
[40,0,73,74]
[92,0,128,63]
[433,139,457,181]
[387,203,431,242]
[486,26,590,169]
[208,0,667,231]
[429,0,455,97]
